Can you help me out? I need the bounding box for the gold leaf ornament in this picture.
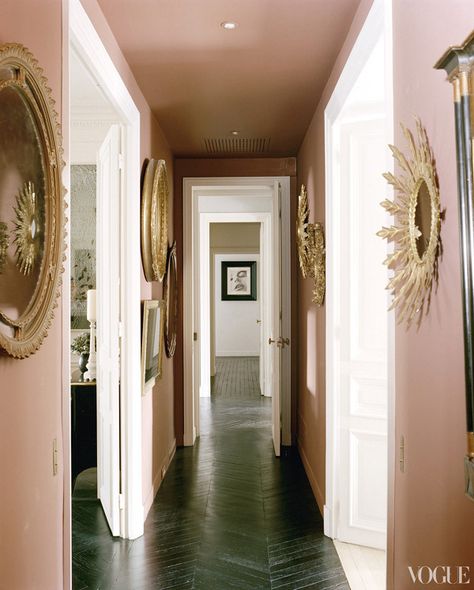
[13,181,43,275]
[296,184,326,306]
[377,118,441,327]
[0,221,9,273]
[297,184,310,278]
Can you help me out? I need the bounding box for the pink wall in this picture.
[0,3,64,589]
[297,0,374,514]
[80,0,176,518]
[298,1,474,588]
[0,1,175,588]
[392,1,474,587]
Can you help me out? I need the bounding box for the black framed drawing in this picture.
[221,261,257,301]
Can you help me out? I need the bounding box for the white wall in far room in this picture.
[214,253,260,356]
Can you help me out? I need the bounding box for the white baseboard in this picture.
[183,427,196,447]
[324,505,333,538]
[200,384,211,397]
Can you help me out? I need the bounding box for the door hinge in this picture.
[193,332,198,341]
[118,321,124,339]
[118,153,124,170]
[119,493,125,510]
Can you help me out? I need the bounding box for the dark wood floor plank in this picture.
[72,357,348,590]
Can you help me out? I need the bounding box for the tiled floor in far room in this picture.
[72,356,350,589]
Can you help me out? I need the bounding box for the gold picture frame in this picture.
[0,44,65,358]
[141,299,165,394]
[377,118,441,328]
[296,184,326,306]
[141,159,169,282]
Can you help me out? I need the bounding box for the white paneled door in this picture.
[96,124,122,536]
[336,118,388,550]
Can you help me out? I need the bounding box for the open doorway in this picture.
[69,42,123,541]
[324,0,393,588]
[210,223,262,399]
[65,6,143,584]
[183,178,292,456]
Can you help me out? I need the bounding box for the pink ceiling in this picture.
[97,0,361,157]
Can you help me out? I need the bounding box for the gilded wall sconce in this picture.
[377,118,441,328]
[297,184,326,306]
[435,30,474,499]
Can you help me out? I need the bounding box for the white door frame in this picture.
[324,0,394,543]
[67,0,143,540]
[183,177,291,447]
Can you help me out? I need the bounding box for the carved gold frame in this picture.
[377,118,441,328]
[296,184,326,306]
[0,44,65,358]
[141,159,169,282]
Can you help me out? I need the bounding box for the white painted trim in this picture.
[324,0,393,544]
[183,177,291,447]
[69,0,143,540]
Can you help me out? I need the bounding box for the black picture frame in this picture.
[221,261,257,301]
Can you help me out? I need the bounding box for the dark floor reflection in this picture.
[72,357,348,589]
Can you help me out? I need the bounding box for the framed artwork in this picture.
[221,261,257,301]
[141,300,165,393]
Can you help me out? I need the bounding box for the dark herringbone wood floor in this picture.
[72,357,349,590]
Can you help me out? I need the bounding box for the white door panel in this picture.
[97,124,122,536]
[335,118,388,550]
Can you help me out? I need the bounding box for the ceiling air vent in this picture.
[204,137,271,155]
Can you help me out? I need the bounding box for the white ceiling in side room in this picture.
[70,50,119,164]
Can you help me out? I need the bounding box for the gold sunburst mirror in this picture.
[297,184,326,306]
[141,159,169,282]
[0,44,65,358]
[377,118,441,327]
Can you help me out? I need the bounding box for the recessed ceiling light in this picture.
[221,21,238,30]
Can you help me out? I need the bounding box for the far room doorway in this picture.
[210,223,263,399]
[183,178,292,457]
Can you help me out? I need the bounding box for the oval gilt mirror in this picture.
[141,159,169,282]
[0,44,64,358]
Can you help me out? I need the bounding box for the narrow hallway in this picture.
[73,358,348,590]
